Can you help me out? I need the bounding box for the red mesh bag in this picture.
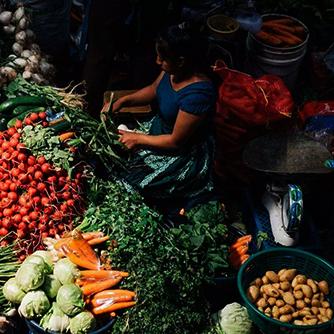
[213,61,294,184]
[299,101,334,124]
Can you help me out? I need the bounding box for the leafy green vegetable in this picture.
[18,290,50,319]
[54,258,79,285]
[23,255,52,274]
[16,263,45,292]
[21,124,75,173]
[69,311,96,334]
[216,303,252,334]
[56,284,84,316]
[3,278,26,304]
[40,302,70,333]
[79,177,230,334]
[32,251,54,272]
[42,275,61,299]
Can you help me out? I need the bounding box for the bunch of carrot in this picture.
[53,230,136,316]
[255,17,306,47]
[228,234,252,269]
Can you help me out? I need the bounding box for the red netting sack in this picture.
[213,61,294,184]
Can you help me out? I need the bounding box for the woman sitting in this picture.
[111,24,217,212]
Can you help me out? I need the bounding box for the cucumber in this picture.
[12,105,45,116]
[49,118,71,133]
[0,96,46,114]
[7,107,46,128]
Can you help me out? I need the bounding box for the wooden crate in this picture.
[103,90,152,114]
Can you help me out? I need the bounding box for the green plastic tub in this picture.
[237,248,334,334]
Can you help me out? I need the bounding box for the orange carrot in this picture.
[59,131,76,142]
[90,294,134,307]
[80,270,129,279]
[88,236,110,245]
[235,235,252,244]
[230,244,248,258]
[93,289,135,300]
[82,232,105,240]
[54,237,71,250]
[263,26,303,45]
[255,30,282,46]
[92,301,136,315]
[82,277,122,296]
[68,231,100,268]
[263,21,304,35]
[62,245,100,270]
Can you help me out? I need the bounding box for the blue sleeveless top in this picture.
[150,72,216,137]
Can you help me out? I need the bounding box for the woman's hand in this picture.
[112,97,126,113]
[118,130,144,149]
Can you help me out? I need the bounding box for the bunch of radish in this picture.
[0,121,84,261]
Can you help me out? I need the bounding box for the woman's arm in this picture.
[119,110,205,150]
[112,72,164,112]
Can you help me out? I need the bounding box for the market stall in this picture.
[0,1,333,334]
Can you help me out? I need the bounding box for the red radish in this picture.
[38,112,46,119]
[15,120,23,128]
[37,156,46,165]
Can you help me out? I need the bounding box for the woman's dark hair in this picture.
[156,23,210,77]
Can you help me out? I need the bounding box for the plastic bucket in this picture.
[246,14,309,91]
[207,14,240,41]
[25,317,116,334]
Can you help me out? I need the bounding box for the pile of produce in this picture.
[3,230,135,333]
[0,110,84,259]
[255,16,307,47]
[247,268,333,325]
[0,4,55,86]
[79,177,230,333]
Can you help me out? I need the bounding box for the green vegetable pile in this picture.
[2,251,96,334]
[79,177,230,334]
[21,124,75,173]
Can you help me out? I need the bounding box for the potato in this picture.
[311,306,319,315]
[279,314,292,322]
[276,299,285,307]
[318,281,329,295]
[264,285,280,298]
[303,315,318,325]
[319,308,327,316]
[311,299,320,307]
[282,292,295,306]
[326,308,333,319]
[304,297,311,305]
[247,285,260,302]
[278,268,287,276]
[273,283,280,289]
[264,307,272,317]
[272,305,280,319]
[293,290,303,300]
[279,305,294,315]
[250,277,262,287]
[256,298,267,308]
[321,301,330,309]
[266,271,279,283]
[280,281,290,291]
[293,320,304,325]
[307,279,318,293]
[279,269,297,282]
[296,300,306,310]
[301,285,313,298]
[317,315,330,323]
[268,297,277,306]
[262,275,269,284]
[292,275,307,288]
